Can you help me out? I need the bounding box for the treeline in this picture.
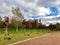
[0,16,60,30]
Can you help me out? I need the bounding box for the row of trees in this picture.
[0,16,60,30]
[0,17,41,29]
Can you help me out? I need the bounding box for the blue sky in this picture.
[0,0,60,25]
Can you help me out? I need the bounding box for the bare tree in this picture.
[12,7,24,32]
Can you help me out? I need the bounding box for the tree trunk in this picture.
[16,22,18,32]
[5,25,8,33]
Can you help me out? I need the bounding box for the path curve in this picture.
[10,32,60,45]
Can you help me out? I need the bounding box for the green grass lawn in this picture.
[0,28,57,45]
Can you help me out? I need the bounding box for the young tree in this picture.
[4,17,9,33]
[0,16,2,21]
[10,17,17,28]
[0,16,3,28]
[12,7,24,32]
[3,17,11,40]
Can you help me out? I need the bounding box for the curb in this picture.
[9,33,52,45]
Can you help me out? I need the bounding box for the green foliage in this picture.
[0,21,5,28]
[0,28,56,45]
[48,23,60,30]
[0,18,60,30]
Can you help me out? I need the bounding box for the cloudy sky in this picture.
[0,0,60,25]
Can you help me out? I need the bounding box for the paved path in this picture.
[11,32,60,45]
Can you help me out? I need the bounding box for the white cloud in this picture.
[31,6,51,16]
[37,7,51,16]
[53,0,60,6]
[58,8,60,15]
[0,2,12,17]
[21,2,33,8]
[15,0,38,9]
[41,15,60,25]
[15,0,26,7]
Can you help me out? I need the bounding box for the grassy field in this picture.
[0,28,57,45]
